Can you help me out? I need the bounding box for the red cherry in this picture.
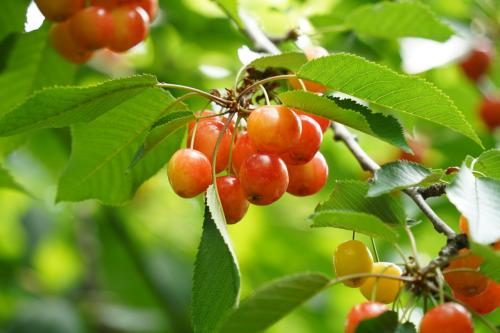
[460,47,492,81]
[398,138,426,164]
[344,302,387,333]
[239,153,289,205]
[286,152,328,196]
[419,303,473,333]
[295,110,330,133]
[216,176,249,224]
[247,105,301,154]
[90,0,136,8]
[69,6,114,50]
[108,5,149,52]
[187,110,218,134]
[35,0,85,22]
[479,95,500,131]
[444,249,488,296]
[188,120,232,174]
[453,280,500,314]
[232,131,258,175]
[50,22,93,64]
[167,148,212,198]
[281,115,322,165]
[137,0,159,20]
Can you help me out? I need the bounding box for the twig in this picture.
[418,183,447,199]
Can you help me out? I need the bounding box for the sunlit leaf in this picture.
[0,0,29,41]
[0,164,27,195]
[248,52,307,72]
[212,0,242,28]
[474,149,500,180]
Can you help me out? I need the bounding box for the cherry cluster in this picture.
[167,105,331,224]
[34,0,158,64]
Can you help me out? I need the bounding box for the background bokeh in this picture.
[0,0,499,332]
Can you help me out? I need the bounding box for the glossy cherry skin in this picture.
[35,0,85,22]
[232,131,258,175]
[334,240,373,288]
[290,46,329,93]
[479,95,500,131]
[50,22,93,64]
[216,176,249,224]
[345,302,387,333]
[90,0,136,8]
[69,6,114,50]
[295,110,330,133]
[360,262,402,304]
[453,280,500,314]
[137,0,159,20]
[247,105,301,154]
[187,110,218,134]
[419,303,473,333]
[188,120,232,174]
[167,149,212,198]
[108,5,149,52]
[281,115,322,165]
[444,249,488,296]
[460,47,492,81]
[239,153,289,205]
[286,152,328,196]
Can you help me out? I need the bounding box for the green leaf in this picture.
[219,273,329,333]
[297,54,481,146]
[356,311,398,333]
[248,52,307,73]
[474,149,500,180]
[396,322,417,333]
[470,242,500,283]
[0,164,27,194]
[446,164,500,245]
[345,1,453,42]
[193,187,240,333]
[368,161,441,197]
[0,0,30,42]
[279,91,409,150]
[0,26,76,116]
[310,211,399,243]
[316,180,405,225]
[0,75,158,136]
[56,88,183,205]
[129,111,194,170]
[212,0,242,28]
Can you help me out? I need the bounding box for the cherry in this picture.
[232,131,258,175]
[247,105,301,154]
[108,5,149,52]
[360,262,402,304]
[216,176,249,224]
[479,95,500,131]
[453,280,500,314]
[50,22,93,64]
[90,0,136,8]
[459,215,469,235]
[281,115,322,165]
[187,110,218,134]
[460,46,492,82]
[286,152,328,196]
[35,0,85,22]
[167,148,212,198]
[419,303,473,333]
[345,302,387,333]
[137,0,159,20]
[398,138,426,164]
[69,6,114,50]
[188,120,232,174]
[334,240,373,288]
[239,153,289,205]
[290,46,329,93]
[444,249,488,296]
[295,110,330,133]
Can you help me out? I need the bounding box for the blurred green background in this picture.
[0,0,499,332]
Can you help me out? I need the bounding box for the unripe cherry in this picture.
[444,249,488,296]
[69,6,114,50]
[286,152,328,196]
[239,153,289,205]
[232,131,258,175]
[108,5,149,52]
[345,302,387,333]
[453,280,500,314]
[334,240,373,288]
[360,262,402,304]
[295,110,330,133]
[281,114,322,165]
[188,120,232,173]
[247,105,301,154]
[50,22,93,64]
[35,0,85,22]
[419,303,473,333]
[479,95,500,131]
[167,148,212,198]
[216,176,249,224]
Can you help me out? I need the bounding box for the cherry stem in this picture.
[211,113,235,182]
[370,237,380,262]
[157,82,231,106]
[260,84,271,105]
[404,224,420,268]
[226,116,242,175]
[237,74,296,104]
[327,272,414,288]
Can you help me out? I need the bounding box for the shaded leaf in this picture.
[310,211,399,243]
[356,311,398,333]
[297,54,481,146]
[396,322,417,333]
[447,164,500,244]
[345,1,453,42]
[470,242,500,283]
[474,149,500,180]
[248,52,307,72]
[219,273,329,333]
